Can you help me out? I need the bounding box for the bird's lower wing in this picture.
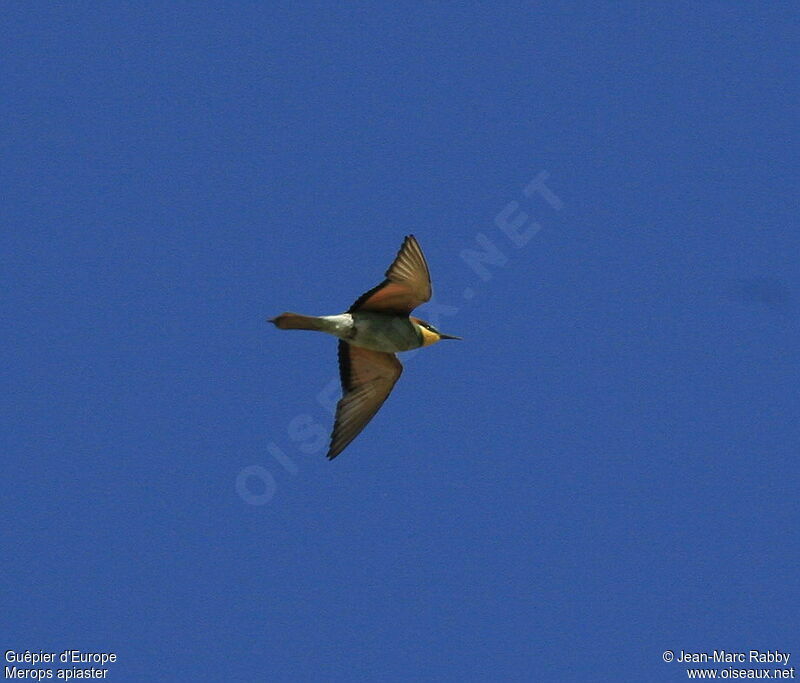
[327,342,403,460]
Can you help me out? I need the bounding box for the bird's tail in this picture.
[269,312,327,331]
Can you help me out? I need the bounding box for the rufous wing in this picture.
[327,342,403,459]
[348,235,432,315]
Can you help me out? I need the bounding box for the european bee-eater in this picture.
[270,235,460,459]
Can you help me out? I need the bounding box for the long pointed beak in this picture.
[439,333,462,340]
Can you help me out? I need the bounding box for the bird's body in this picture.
[272,311,437,352]
[270,235,459,459]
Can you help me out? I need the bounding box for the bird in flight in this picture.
[270,235,460,459]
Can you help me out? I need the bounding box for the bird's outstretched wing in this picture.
[327,341,403,459]
[348,235,432,315]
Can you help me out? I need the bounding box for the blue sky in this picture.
[3,3,798,681]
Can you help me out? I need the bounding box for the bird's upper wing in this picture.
[327,341,403,460]
[348,235,432,315]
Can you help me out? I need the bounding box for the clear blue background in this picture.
[3,3,798,681]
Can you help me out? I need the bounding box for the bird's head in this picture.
[411,317,462,346]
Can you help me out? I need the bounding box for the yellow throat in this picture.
[418,324,440,347]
